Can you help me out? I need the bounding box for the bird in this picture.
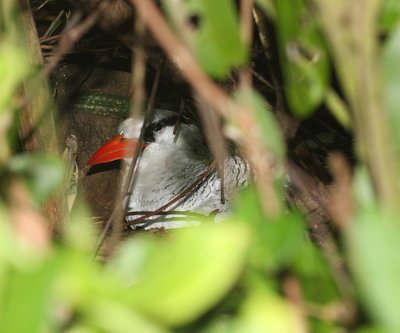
[87,109,249,230]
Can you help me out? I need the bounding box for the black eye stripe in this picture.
[152,116,177,131]
[143,115,192,143]
[149,116,191,132]
[152,123,163,132]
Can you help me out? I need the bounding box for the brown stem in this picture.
[239,0,254,88]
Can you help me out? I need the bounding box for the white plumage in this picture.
[118,110,249,229]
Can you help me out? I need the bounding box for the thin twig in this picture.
[126,210,208,218]
[251,68,274,90]
[239,0,254,88]
[196,98,227,204]
[127,210,210,228]
[173,99,185,135]
[126,160,217,225]
[41,10,65,40]
[35,0,50,11]
[43,1,111,76]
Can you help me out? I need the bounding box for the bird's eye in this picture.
[153,122,163,132]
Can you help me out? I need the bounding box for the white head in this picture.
[121,110,207,157]
[87,109,209,167]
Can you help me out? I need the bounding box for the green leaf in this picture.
[354,327,390,333]
[163,0,248,78]
[233,186,339,303]
[325,89,352,130]
[8,154,65,205]
[293,240,339,304]
[87,301,168,333]
[381,24,400,158]
[234,89,285,165]
[270,0,329,116]
[63,201,97,253]
[0,43,31,112]
[55,249,119,308]
[233,186,305,271]
[120,223,250,326]
[379,0,400,32]
[0,256,57,333]
[353,166,378,212]
[62,325,96,333]
[197,316,234,333]
[0,41,31,162]
[233,285,303,333]
[347,210,400,333]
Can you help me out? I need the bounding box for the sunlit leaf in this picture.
[353,166,377,212]
[0,43,31,111]
[121,223,250,326]
[233,186,304,271]
[0,256,57,333]
[381,24,400,158]
[55,249,119,307]
[347,210,400,333]
[0,205,12,319]
[63,201,97,253]
[325,89,352,130]
[379,0,400,32]
[233,186,339,303]
[63,325,96,333]
[270,0,329,116]
[0,41,31,161]
[87,301,168,333]
[233,285,305,333]
[163,0,247,78]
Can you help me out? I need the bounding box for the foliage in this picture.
[1,0,400,333]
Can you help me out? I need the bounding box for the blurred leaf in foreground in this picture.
[381,23,400,160]
[256,0,276,19]
[233,186,304,271]
[347,210,400,333]
[379,0,400,32]
[115,223,250,326]
[62,194,97,253]
[163,0,247,78]
[354,327,390,333]
[8,154,65,205]
[0,203,55,333]
[234,88,285,178]
[0,256,57,333]
[233,186,340,305]
[233,284,305,333]
[86,301,168,333]
[0,42,31,163]
[270,0,329,117]
[0,40,31,113]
